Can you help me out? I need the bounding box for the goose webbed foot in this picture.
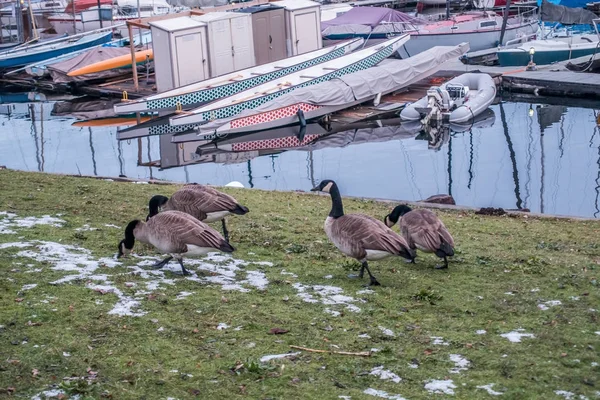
[435,256,449,270]
[153,256,173,269]
[178,259,190,276]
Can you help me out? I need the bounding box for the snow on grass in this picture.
[425,379,456,395]
[293,283,362,313]
[259,352,301,363]
[2,241,274,317]
[175,291,194,300]
[538,300,562,310]
[476,384,503,396]
[369,366,402,383]
[31,389,79,400]
[21,284,37,291]
[431,336,449,345]
[1,212,65,234]
[500,329,535,343]
[554,390,589,400]
[449,354,470,374]
[363,388,407,399]
[216,323,230,330]
[378,326,395,337]
[476,330,487,335]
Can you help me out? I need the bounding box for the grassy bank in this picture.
[0,170,599,400]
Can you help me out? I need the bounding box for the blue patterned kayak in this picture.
[0,31,113,69]
[168,34,410,128]
[114,38,364,115]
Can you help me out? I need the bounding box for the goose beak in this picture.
[310,186,319,192]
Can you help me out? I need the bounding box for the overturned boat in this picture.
[114,38,364,115]
[400,72,496,123]
[189,43,469,138]
[168,35,410,127]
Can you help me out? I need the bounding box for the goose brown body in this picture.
[148,183,249,242]
[385,205,454,269]
[312,179,415,286]
[118,210,234,275]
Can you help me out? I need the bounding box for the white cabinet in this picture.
[271,0,322,56]
[192,12,255,77]
[150,17,209,92]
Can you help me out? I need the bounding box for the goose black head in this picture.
[311,179,336,193]
[147,195,169,221]
[384,205,412,227]
[117,219,140,258]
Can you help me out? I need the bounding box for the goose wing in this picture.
[150,211,228,252]
[180,185,241,213]
[333,214,414,259]
[403,210,454,251]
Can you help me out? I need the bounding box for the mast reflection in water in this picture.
[1,95,599,219]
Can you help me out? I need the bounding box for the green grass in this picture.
[0,170,599,399]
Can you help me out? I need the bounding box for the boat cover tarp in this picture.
[47,46,138,83]
[538,0,590,9]
[51,97,121,119]
[200,43,469,132]
[566,52,600,72]
[321,7,426,29]
[540,0,598,24]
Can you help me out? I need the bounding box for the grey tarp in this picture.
[540,0,598,25]
[200,43,469,132]
[321,7,425,29]
[47,46,145,83]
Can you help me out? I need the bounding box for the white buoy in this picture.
[225,181,244,188]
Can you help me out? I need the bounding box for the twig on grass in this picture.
[290,345,372,357]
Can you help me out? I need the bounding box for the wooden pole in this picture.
[499,0,512,45]
[128,23,139,92]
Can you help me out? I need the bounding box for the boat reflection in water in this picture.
[2,94,600,218]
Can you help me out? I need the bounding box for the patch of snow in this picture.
[63,352,71,357]
[431,336,449,345]
[216,323,229,330]
[339,396,352,400]
[31,389,78,400]
[449,354,470,374]
[369,366,401,383]
[175,291,194,300]
[570,296,580,301]
[132,181,149,184]
[1,213,65,235]
[530,288,540,292]
[554,390,589,400]
[476,330,487,335]
[591,362,598,367]
[476,384,503,396]
[157,327,164,332]
[504,292,515,295]
[293,283,362,313]
[595,332,600,336]
[357,288,375,295]
[425,379,456,395]
[378,326,395,337]
[104,224,120,228]
[325,308,341,317]
[21,284,37,291]
[75,224,97,232]
[324,275,333,279]
[408,362,419,369]
[538,300,562,310]
[259,352,300,363]
[280,270,298,278]
[500,329,535,343]
[234,326,242,331]
[363,388,407,400]
[358,333,371,339]
[371,348,381,353]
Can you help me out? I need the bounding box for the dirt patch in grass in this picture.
[0,170,599,399]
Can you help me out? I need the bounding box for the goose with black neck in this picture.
[311,180,415,286]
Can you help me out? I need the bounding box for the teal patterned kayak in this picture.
[113,38,364,115]
[168,34,410,129]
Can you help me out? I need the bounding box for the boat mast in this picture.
[499,0,512,45]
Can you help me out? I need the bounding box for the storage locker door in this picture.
[269,9,286,62]
[210,19,234,76]
[230,16,254,70]
[294,11,320,55]
[175,32,207,87]
[252,13,270,65]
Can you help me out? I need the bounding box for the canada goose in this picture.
[311,180,415,286]
[384,205,455,269]
[118,210,235,275]
[147,183,249,242]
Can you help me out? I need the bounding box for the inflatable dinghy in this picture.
[400,73,496,124]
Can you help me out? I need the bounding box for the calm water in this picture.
[1,94,600,218]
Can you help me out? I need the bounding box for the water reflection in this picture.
[1,93,599,218]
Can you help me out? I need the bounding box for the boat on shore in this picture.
[400,72,496,123]
[0,30,113,69]
[113,38,364,115]
[169,35,410,127]
[196,43,469,138]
